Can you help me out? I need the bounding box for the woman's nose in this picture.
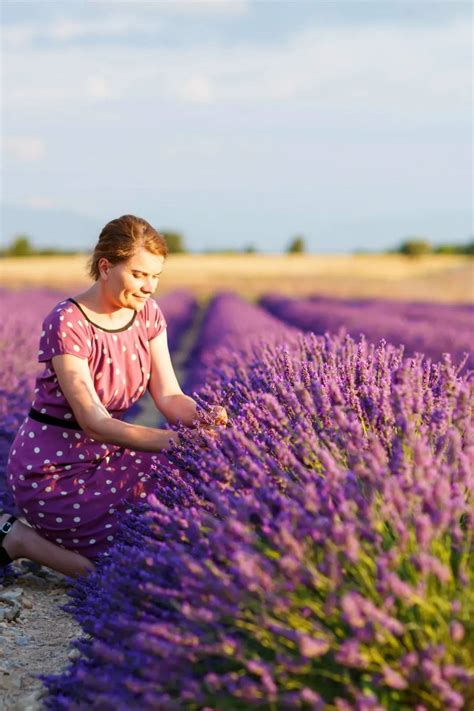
[142,278,154,293]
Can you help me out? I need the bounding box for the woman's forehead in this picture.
[127,248,164,272]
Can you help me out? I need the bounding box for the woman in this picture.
[1,215,227,579]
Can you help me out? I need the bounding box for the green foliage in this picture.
[434,244,459,255]
[287,235,306,254]
[161,231,186,254]
[5,234,34,257]
[0,234,82,257]
[399,238,432,257]
[433,239,474,256]
[392,236,474,257]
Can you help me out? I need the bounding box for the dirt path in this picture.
[0,303,207,710]
[0,563,85,711]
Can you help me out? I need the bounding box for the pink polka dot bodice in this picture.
[34,297,166,420]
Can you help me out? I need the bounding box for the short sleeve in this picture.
[146,298,167,341]
[38,302,91,362]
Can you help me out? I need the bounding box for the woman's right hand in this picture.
[163,430,181,450]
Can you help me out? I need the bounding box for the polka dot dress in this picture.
[6,297,167,561]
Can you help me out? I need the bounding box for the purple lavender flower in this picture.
[25,292,474,709]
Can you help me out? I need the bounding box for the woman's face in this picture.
[100,247,165,311]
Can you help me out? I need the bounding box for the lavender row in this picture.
[261,294,474,371]
[157,291,197,355]
[307,295,474,330]
[0,289,67,513]
[184,291,299,395]
[43,295,474,710]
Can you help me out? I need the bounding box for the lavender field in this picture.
[0,290,473,710]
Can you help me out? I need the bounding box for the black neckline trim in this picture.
[67,298,137,333]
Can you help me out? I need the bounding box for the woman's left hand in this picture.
[195,405,228,429]
[209,405,228,427]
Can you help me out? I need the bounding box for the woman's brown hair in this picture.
[88,215,168,281]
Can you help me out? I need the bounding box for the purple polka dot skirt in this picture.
[6,416,161,560]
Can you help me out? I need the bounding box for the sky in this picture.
[1,0,472,253]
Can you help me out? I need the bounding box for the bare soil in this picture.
[0,561,84,711]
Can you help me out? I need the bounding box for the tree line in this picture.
[1,233,473,257]
[1,233,307,256]
[389,237,474,256]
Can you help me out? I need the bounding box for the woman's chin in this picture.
[132,296,148,309]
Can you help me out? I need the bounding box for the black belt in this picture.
[27,407,127,431]
[28,408,82,430]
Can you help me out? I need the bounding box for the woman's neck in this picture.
[71,284,134,327]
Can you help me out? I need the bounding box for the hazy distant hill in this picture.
[1,204,104,251]
[1,203,471,254]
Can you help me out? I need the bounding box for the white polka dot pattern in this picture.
[7,296,167,558]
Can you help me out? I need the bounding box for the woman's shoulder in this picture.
[38,299,91,362]
[41,298,85,330]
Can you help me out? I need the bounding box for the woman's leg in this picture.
[0,513,96,579]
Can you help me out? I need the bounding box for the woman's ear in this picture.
[98,257,110,279]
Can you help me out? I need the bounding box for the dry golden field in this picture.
[1,254,473,303]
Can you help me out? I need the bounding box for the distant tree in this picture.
[465,239,474,255]
[399,238,432,257]
[161,231,186,254]
[287,235,306,254]
[433,244,460,255]
[243,244,257,254]
[433,238,474,256]
[201,248,240,255]
[5,234,34,256]
[36,248,81,256]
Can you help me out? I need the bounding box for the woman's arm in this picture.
[147,330,197,425]
[51,354,179,452]
[148,330,227,427]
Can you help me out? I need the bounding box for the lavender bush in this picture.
[184,291,299,395]
[0,289,65,511]
[307,296,474,325]
[261,294,474,372]
[42,294,473,710]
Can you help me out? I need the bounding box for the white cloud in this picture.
[87,0,250,18]
[162,0,250,17]
[3,136,46,162]
[2,24,37,48]
[2,15,158,48]
[84,75,115,99]
[5,72,117,105]
[1,1,249,49]
[25,196,58,209]
[178,75,215,104]
[2,14,470,122]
